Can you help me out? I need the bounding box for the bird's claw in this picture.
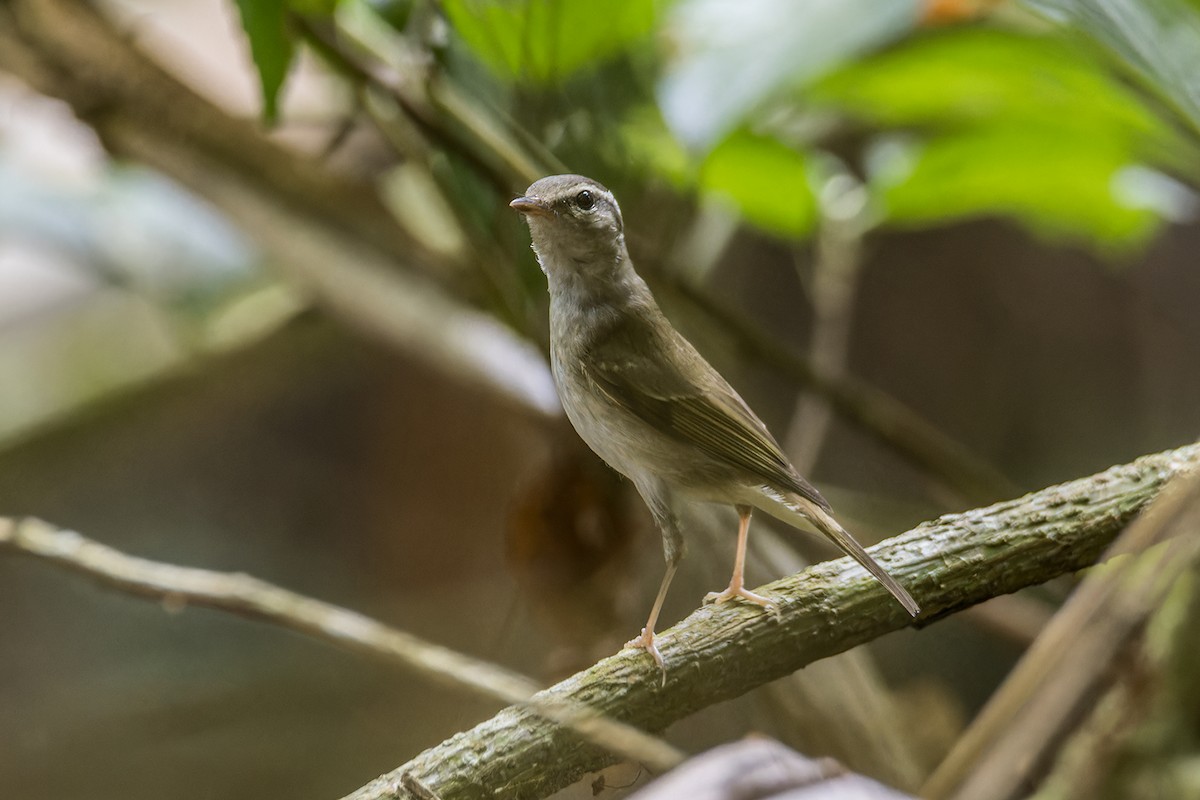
[704,585,780,615]
[624,627,667,686]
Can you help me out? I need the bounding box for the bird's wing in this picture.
[583,319,830,512]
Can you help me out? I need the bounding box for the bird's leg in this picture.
[624,561,677,674]
[625,482,683,682]
[705,505,778,611]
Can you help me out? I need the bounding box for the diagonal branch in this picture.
[4,445,1196,798]
[0,0,562,422]
[0,517,684,775]
[340,443,1197,800]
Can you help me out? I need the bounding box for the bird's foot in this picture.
[704,584,779,614]
[624,627,667,684]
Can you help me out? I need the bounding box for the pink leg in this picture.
[625,561,677,677]
[704,505,778,610]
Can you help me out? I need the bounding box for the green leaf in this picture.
[1023,0,1200,140]
[810,28,1185,246]
[233,0,296,123]
[289,0,339,13]
[877,127,1162,246]
[812,28,1166,151]
[658,0,921,149]
[699,131,816,238]
[441,0,657,84]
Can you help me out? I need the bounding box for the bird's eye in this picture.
[574,190,595,210]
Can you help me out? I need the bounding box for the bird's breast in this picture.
[549,342,646,481]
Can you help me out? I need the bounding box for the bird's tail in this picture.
[760,489,920,616]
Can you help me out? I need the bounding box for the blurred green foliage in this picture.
[230,0,1200,251]
[441,0,657,83]
[1027,0,1200,137]
[700,130,817,238]
[656,0,922,149]
[811,28,1184,244]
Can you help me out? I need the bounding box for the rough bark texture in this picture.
[343,444,1198,800]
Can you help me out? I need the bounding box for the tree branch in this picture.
[331,443,1191,800]
[3,445,1196,798]
[0,517,683,775]
[923,461,1200,800]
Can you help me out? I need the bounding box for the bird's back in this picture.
[550,268,828,511]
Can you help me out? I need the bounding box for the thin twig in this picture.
[1036,531,1200,799]
[0,517,684,775]
[786,166,872,476]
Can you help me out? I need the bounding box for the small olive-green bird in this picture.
[511,174,919,668]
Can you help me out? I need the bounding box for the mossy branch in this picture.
[1,442,1195,799]
[342,444,1198,800]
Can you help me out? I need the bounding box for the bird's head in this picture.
[510,174,627,282]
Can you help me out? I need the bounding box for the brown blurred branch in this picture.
[786,169,872,476]
[1038,538,1200,799]
[338,444,1197,800]
[0,0,561,421]
[291,14,558,194]
[667,280,1021,505]
[0,0,417,264]
[0,517,684,774]
[0,0,1014,508]
[923,456,1200,800]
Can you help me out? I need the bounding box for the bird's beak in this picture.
[510,195,552,217]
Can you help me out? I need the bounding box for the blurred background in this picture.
[1,0,1199,798]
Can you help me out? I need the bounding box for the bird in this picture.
[510,174,919,670]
